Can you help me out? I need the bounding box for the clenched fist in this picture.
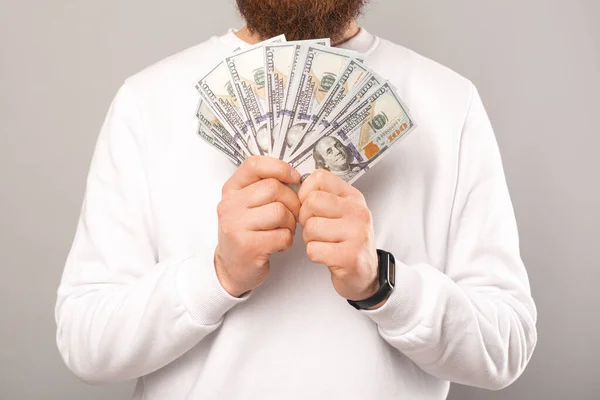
[298,170,383,309]
[215,156,302,297]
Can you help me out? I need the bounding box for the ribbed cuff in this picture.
[360,261,423,335]
[175,248,252,326]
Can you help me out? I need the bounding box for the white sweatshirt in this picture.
[55,28,537,399]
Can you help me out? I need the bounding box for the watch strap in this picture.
[347,249,395,310]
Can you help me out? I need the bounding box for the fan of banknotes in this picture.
[194,34,415,185]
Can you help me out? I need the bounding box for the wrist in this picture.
[214,248,246,298]
[347,249,395,310]
[363,276,387,310]
[355,251,380,299]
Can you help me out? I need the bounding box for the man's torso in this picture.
[122,30,472,399]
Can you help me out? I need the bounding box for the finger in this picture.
[246,202,297,233]
[305,241,342,267]
[298,190,349,226]
[256,228,295,254]
[298,169,364,204]
[243,178,301,219]
[224,156,301,193]
[302,217,349,244]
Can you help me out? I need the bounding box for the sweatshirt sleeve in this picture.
[54,81,250,385]
[361,84,538,390]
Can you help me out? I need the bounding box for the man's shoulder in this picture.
[373,37,472,96]
[370,37,474,131]
[123,35,227,97]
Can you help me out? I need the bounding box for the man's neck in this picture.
[234,20,360,46]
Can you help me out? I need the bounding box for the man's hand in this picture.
[298,170,383,308]
[215,156,301,297]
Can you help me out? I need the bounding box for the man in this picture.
[54,0,538,399]
[312,136,362,182]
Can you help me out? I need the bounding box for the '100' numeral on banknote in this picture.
[290,82,415,185]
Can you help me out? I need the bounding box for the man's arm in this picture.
[361,84,537,389]
[54,82,249,384]
[298,84,537,390]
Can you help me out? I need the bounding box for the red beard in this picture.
[235,0,368,42]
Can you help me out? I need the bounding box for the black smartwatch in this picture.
[347,249,396,310]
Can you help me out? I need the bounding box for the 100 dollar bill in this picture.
[196,99,245,163]
[196,122,242,166]
[225,46,273,155]
[290,59,372,155]
[264,39,329,156]
[318,73,385,135]
[196,35,285,157]
[196,63,257,156]
[275,46,361,160]
[290,82,415,185]
[291,72,385,157]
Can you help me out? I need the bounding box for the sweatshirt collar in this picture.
[336,27,378,55]
[217,28,251,51]
[217,27,378,55]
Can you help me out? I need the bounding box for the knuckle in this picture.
[353,196,366,208]
[306,190,320,207]
[221,226,238,247]
[312,169,326,181]
[306,242,324,263]
[359,225,371,241]
[264,177,279,194]
[277,163,289,179]
[356,206,372,223]
[305,217,317,234]
[241,158,251,170]
[245,155,260,171]
[221,184,233,199]
[220,223,232,238]
[351,187,366,202]
[356,191,367,204]
[273,202,288,220]
[228,227,241,242]
[334,266,350,281]
[238,235,254,255]
[250,258,266,270]
[306,242,317,260]
[302,228,310,243]
[281,229,293,247]
[307,190,320,203]
[247,258,261,269]
[216,201,227,219]
[289,199,301,218]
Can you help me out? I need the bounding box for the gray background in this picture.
[1,0,598,399]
